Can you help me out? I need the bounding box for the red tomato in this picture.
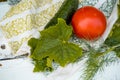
[71,6,107,40]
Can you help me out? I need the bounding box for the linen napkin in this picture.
[0,0,64,57]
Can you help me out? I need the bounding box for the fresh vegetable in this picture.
[71,6,107,40]
[28,18,82,72]
[45,0,79,29]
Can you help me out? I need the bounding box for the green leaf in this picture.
[105,3,120,46]
[33,57,52,72]
[33,58,47,72]
[28,38,39,54]
[105,4,120,57]
[117,4,120,17]
[105,19,120,46]
[28,18,82,71]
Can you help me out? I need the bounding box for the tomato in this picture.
[71,6,107,40]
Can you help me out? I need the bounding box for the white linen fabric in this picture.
[0,0,64,57]
[0,0,120,80]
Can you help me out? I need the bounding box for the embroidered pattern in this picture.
[0,0,63,53]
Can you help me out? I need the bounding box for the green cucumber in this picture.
[45,0,79,29]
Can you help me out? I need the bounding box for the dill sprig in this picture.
[82,44,119,80]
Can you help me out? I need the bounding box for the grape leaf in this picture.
[28,18,82,71]
[28,38,39,54]
[33,58,48,72]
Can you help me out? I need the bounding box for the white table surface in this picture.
[0,2,120,80]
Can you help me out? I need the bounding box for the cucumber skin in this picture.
[45,0,79,29]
